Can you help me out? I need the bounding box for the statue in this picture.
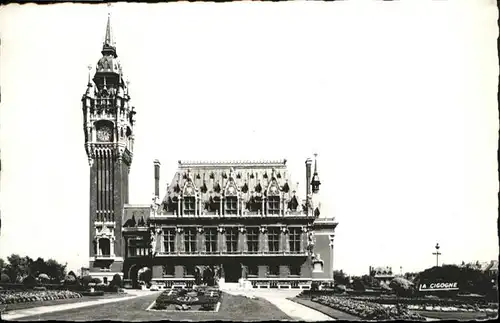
[149,230,156,253]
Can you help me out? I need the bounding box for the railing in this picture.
[154,250,307,257]
[247,278,312,289]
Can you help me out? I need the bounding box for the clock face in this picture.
[96,126,112,142]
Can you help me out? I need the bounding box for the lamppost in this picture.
[432,243,441,267]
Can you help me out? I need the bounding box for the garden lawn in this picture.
[15,292,291,321]
[1,293,129,313]
[291,297,360,321]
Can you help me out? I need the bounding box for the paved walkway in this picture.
[222,289,335,321]
[1,290,161,321]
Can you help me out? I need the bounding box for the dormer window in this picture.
[214,182,221,193]
[241,183,249,193]
[263,172,268,179]
[250,173,254,179]
[255,183,262,193]
[267,196,280,215]
[277,172,281,179]
[225,196,238,215]
[210,172,215,180]
[183,197,196,216]
[236,173,241,179]
[282,182,290,193]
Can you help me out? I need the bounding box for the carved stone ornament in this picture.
[176,227,183,233]
[301,226,308,233]
[198,227,204,233]
[260,227,267,233]
[239,227,246,233]
[218,227,225,233]
[281,227,288,233]
[268,183,280,196]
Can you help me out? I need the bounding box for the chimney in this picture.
[154,159,161,198]
[305,158,313,198]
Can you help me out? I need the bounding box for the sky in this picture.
[0,0,498,276]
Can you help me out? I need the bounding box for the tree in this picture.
[0,258,5,273]
[4,254,33,283]
[333,270,349,286]
[45,259,67,282]
[29,258,47,277]
[361,274,381,289]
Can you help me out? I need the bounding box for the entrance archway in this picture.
[223,261,241,283]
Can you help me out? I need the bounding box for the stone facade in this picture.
[83,16,338,288]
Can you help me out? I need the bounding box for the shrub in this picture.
[22,275,39,288]
[1,273,10,283]
[63,274,78,286]
[390,277,414,297]
[110,274,122,288]
[81,275,92,287]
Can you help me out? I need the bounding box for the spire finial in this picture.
[313,153,318,174]
[104,3,113,47]
[87,65,92,86]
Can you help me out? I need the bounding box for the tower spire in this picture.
[101,3,117,57]
[311,153,321,193]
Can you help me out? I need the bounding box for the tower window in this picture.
[184,228,197,254]
[163,228,176,254]
[205,228,218,254]
[247,227,259,254]
[183,197,196,216]
[268,196,280,215]
[225,196,237,215]
[225,228,238,253]
[268,227,280,253]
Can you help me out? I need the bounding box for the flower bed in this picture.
[406,304,498,313]
[311,295,426,321]
[0,290,82,305]
[151,286,221,311]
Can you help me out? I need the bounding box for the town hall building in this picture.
[82,14,338,289]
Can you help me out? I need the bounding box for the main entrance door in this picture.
[223,262,241,283]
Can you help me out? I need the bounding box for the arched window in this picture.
[183,196,196,216]
[98,238,110,256]
[225,196,237,215]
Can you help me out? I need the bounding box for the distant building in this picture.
[459,260,498,278]
[82,14,338,289]
[369,266,394,285]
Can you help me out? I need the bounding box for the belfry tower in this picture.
[81,11,136,279]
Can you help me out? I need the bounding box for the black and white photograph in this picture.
[0,0,498,321]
